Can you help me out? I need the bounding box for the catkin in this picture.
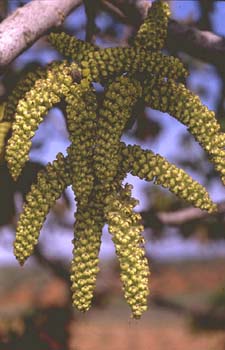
[122,143,217,213]
[14,153,71,265]
[49,32,98,63]
[65,82,97,206]
[4,67,46,122]
[105,184,149,319]
[94,76,142,184]
[6,62,75,180]
[134,0,170,50]
[81,47,188,84]
[143,78,225,185]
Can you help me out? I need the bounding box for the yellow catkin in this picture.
[121,143,217,213]
[94,76,142,184]
[143,78,225,185]
[105,184,150,319]
[66,84,100,312]
[70,185,105,312]
[134,0,170,51]
[5,61,75,180]
[70,159,129,312]
[65,82,97,206]
[4,67,46,122]
[14,153,71,266]
[49,32,98,63]
[81,47,187,84]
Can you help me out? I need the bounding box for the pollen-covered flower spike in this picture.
[94,76,142,184]
[49,32,98,63]
[14,153,71,266]
[4,67,46,122]
[66,82,100,311]
[65,82,97,207]
[134,0,170,51]
[70,185,105,312]
[121,143,217,213]
[70,161,129,313]
[5,61,75,181]
[81,47,187,85]
[143,78,225,185]
[105,184,150,319]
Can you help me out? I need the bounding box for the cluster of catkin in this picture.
[1,0,224,318]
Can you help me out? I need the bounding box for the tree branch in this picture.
[0,0,82,70]
[167,20,225,71]
[157,201,225,225]
[34,245,70,284]
[103,0,225,70]
[0,0,225,73]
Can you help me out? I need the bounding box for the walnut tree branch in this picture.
[0,0,82,70]
[1,0,225,71]
[157,201,225,225]
[34,245,70,283]
[167,20,225,72]
[103,0,225,70]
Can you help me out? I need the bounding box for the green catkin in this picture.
[70,186,105,312]
[49,32,98,63]
[65,82,97,207]
[67,84,100,311]
[14,153,71,266]
[105,184,149,319]
[94,76,142,184]
[71,159,129,312]
[4,67,46,122]
[81,47,188,84]
[121,143,217,213]
[143,78,225,185]
[134,0,170,51]
[5,61,75,181]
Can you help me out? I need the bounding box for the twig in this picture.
[102,0,225,70]
[34,245,70,284]
[84,0,99,43]
[167,20,225,72]
[197,0,214,31]
[0,0,225,71]
[157,201,225,225]
[0,0,82,70]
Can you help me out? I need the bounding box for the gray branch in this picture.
[167,20,225,71]
[104,0,225,69]
[157,201,225,225]
[0,0,225,72]
[0,0,82,69]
